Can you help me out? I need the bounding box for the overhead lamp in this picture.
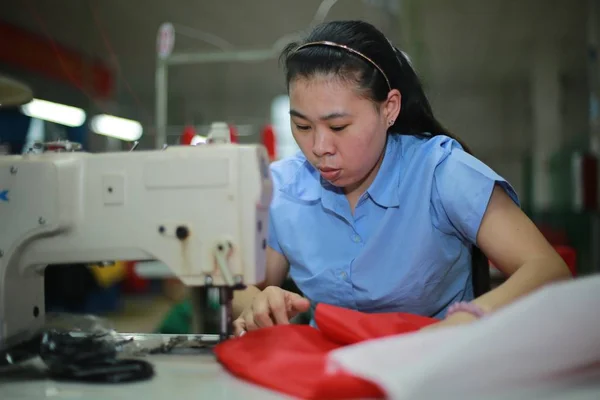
[91,114,143,141]
[21,98,86,127]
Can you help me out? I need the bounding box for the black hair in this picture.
[279,20,471,154]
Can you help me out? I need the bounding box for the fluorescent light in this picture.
[21,98,86,127]
[91,114,143,141]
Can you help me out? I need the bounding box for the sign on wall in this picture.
[157,22,175,60]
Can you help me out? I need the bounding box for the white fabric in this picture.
[326,276,600,400]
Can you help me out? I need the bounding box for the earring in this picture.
[389,119,394,126]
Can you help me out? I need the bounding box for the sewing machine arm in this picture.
[0,144,271,350]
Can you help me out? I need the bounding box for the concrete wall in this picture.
[402,0,590,198]
[428,81,531,195]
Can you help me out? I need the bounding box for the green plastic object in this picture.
[156,300,192,334]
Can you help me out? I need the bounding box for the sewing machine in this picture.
[0,138,272,352]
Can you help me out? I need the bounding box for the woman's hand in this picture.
[422,312,479,331]
[233,286,311,337]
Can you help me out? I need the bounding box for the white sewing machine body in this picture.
[0,143,272,349]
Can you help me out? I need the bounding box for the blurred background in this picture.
[0,0,598,334]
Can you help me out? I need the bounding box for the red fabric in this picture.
[261,125,277,161]
[121,262,149,293]
[180,125,196,145]
[554,245,577,276]
[229,124,239,144]
[214,303,438,399]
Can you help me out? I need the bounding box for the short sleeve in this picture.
[267,206,283,254]
[431,145,520,244]
[266,162,284,254]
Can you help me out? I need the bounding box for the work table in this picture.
[1,332,599,400]
[0,352,287,399]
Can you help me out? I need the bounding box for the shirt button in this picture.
[352,234,361,243]
[340,271,347,279]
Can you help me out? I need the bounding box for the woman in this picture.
[232,20,570,335]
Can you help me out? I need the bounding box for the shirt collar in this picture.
[277,156,322,203]
[277,136,402,208]
[365,135,402,208]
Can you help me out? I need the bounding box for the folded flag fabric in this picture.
[214,303,438,399]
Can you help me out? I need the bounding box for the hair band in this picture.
[293,41,391,91]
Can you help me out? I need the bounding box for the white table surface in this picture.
[2,353,600,400]
[1,332,599,400]
[0,353,291,400]
[0,354,600,400]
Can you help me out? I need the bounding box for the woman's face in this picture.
[289,74,400,196]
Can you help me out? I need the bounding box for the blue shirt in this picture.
[268,134,519,321]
